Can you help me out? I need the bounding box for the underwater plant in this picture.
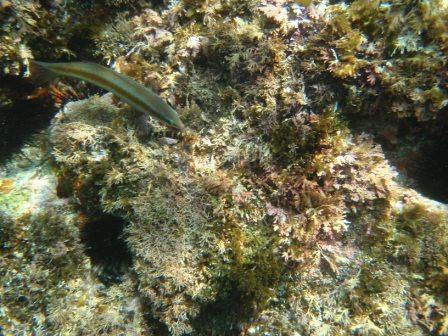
[0,0,447,335]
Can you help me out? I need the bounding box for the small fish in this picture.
[28,60,184,129]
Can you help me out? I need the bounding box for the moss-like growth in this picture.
[374,203,448,296]
[1,0,448,335]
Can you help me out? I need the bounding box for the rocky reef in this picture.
[1,0,447,335]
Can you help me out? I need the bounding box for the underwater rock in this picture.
[45,92,447,335]
[1,0,447,335]
[0,143,148,335]
[0,0,147,162]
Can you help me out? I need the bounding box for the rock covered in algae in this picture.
[1,0,448,335]
[44,92,448,335]
[0,0,156,161]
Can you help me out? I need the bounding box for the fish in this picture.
[28,60,184,129]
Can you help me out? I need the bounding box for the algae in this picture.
[1,0,447,335]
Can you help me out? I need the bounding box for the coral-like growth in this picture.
[1,0,448,335]
[296,0,448,121]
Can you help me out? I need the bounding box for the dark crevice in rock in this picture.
[80,214,133,285]
[414,124,448,203]
[192,283,255,335]
[347,113,448,203]
[0,76,57,164]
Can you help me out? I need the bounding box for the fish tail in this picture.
[28,59,57,84]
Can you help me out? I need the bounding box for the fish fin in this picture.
[28,59,57,84]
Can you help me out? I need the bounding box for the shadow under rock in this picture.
[0,76,57,164]
[347,113,448,204]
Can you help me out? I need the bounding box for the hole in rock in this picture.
[192,282,255,335]
[414,128,448,203]
[80,214,133,285]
